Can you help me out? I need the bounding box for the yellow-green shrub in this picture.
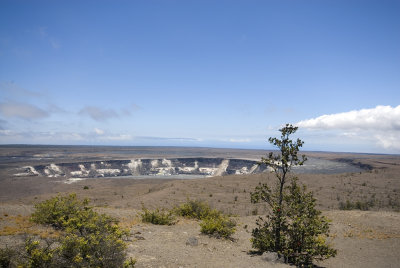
[26,194,134,268]
[31,193,90,229]
[200,214,236,239]
[174,199,219,220]
[174,199,236,239]
[19,238,55,267]
[140,207,176,225]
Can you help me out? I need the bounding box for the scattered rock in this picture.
[134,235,145,240]
[262,252,285,264]
[186,236,199,246]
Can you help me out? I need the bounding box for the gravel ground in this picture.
[2,204,398,268]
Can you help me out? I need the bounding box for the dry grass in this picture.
[343,227,400,240]
[119,216,141,229]
[0,214,61,238]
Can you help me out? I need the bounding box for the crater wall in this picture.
[14,158,268,179]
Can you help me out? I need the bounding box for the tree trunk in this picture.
[275,171,286,252]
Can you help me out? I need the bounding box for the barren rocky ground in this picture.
[0,146,399,267]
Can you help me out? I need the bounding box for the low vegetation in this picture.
[174,199,219,220]
[31,193,92,229]
[175,199,236,239]
[140,206,176,225]
[199,213,236,239]
[0,247,16,268]
[339,199,375,211]
[2,193,136,267]
[139,199,237,239]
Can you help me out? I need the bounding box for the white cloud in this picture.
[79,104,140,121]
[229,138,251,143]
[375,134,400,150]
[297,105,400,152]
[94,128,104,135]
[0,129,134,144]
[0,129,13,135]
[0,82,66,118]
[101,134,132,141]
[0,130,84,144]
[297,105,400,131]
[79,106,119,121]
[0,102,49,119]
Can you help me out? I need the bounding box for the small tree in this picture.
[251,124,336,266]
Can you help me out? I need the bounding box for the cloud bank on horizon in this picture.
[297,105,400,151]
[1,98,399,153]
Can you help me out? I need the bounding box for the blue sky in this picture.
[0,0,399,153]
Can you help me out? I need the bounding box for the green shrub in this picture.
[31,193,90,229]
[339,199,375,211]
[252,178,336,266]
[174,199,219,220]
[284,179,336,265]
[140,207,176,225]
[200,214,236,239]
[174,199,236,239]
[0,247,17,268]
[27,194,133,268]
[8,235,129,268]
[123,257,137,268]
[18,238,56,268]
[57,231,127,267]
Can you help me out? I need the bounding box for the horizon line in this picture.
[0,143,398,156]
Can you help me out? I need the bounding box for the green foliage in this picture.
[0,247,16,268]
[285,179,336,265]
[18,238,55,268]
[260,124,307,179]
[140,207,176,225]
[57,231,127,267]
[251,124,336,266]
[31,193,90,229]
[123,257,137,268]
[174,199,236,239]
[174,199,219,220]
[25,194,133,268]
[200,214,236,239]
